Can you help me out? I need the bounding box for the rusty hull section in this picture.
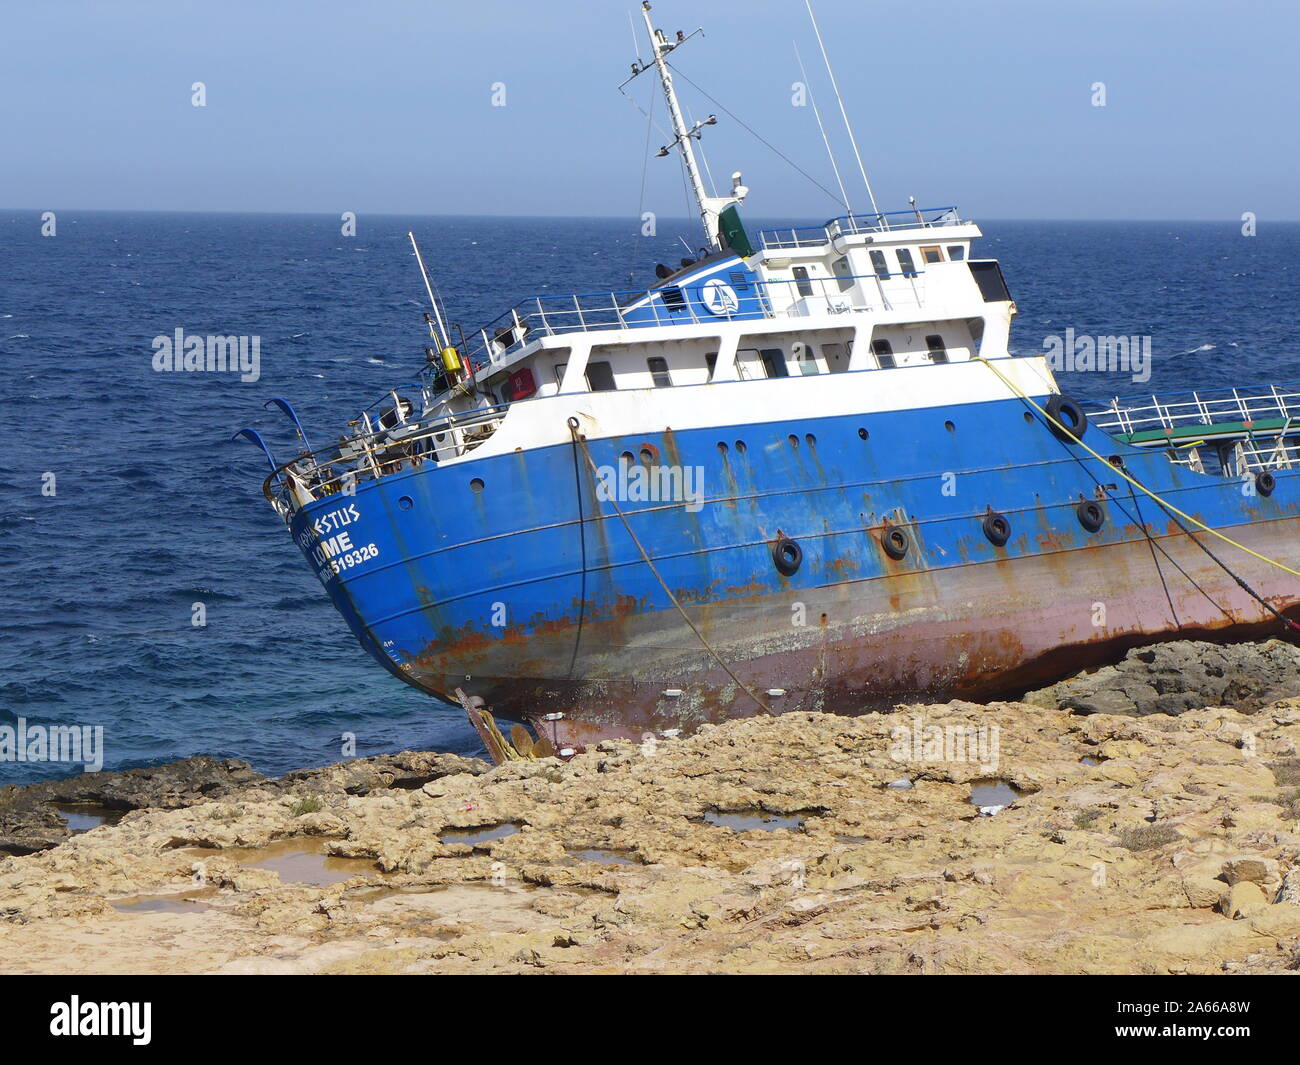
[393,514,1300,752]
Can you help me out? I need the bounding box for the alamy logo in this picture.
[0,718,103,772]
[151,328,261,382]
[889,713,1000,774]
[50,997,151,1045]
[1042,328,1151,383]
[595,463,704,513]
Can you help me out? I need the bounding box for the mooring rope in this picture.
[974,353,1300,582]
[566,418,773,714]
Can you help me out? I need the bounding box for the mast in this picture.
[640,2,713,246]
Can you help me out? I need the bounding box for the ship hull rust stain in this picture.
[383,517,1300,751]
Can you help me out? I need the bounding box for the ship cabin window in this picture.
[920,245,944,264]
[832,256,853,292]
[647,356,673,387]
[792,266,814,297]
[947,244,966,261]
[869,249,890,280]
[896,248,919,277]
[760,348,789,379]
[872,338,896,369]
[586,360,617,391]
[705,352,717,380]
[925,335,949,364]
[795,344,819,376]
[822,341,847,369]
[554,363,566,385]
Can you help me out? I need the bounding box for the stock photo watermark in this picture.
[890,713,1001,775]
[595,462,705,512]
[1043,328,1151,383]
[151,328,261,383]
[0,718,104,773]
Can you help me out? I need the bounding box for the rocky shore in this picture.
[3,639,1300,974]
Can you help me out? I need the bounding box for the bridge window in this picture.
[872,338,896,369]
[760,348,789,379]
[947,244,966,261]
[921,245,944,264]
[896,248,919,277]
[793,266,814,297]
[647,356,672,387]
[869,250,890,280]
[586,360,617,391]
[796,344,819,376]
[705,352,717,380]
[926,335,949,364]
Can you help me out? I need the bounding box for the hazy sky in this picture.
[3,0,1296,221]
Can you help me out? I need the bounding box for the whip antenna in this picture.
[804,0,883,224]
[795,42,851,215]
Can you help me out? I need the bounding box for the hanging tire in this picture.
[772,536,802,576]
[982,510,1011,547]
[1256,471,1277,497]
[1045,394,1088,442]
[1077,499,1106,533]
[882,526,910,560]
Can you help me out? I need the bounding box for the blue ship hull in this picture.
[287,387,1300,749]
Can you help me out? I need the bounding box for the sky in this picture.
[2,0,1297,221]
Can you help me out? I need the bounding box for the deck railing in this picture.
[758,207,964,250]
[1089,385,1300,438]
[450,268,928,376]
[1089,384,1300,474]
[263,401,511,512]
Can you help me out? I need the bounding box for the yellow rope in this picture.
[973,354,1300,580]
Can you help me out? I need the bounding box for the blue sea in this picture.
[2,210,1297,785]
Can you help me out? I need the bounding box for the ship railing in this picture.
[262,400,512,511]
[758,206,964,249]
[1090,384,1300,436]
[441,269,926,376]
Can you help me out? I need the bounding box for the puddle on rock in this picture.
[704,809,806,832]
[55,804,125,834]
[438,822,521,846]
[112,888,216,914]
[187,838,382,886]
[968,779,1028,809]
[1080,756,1101,766]
[569,847,639,866]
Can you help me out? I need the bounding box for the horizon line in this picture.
[3,206,1296,225]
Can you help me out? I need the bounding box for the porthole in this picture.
[398,495,414,511]
[639,442,660,465]
[805,433,816,447]
[944,420,955,433]
[735,440,747,453]
[470,478,485,494]
[620,450,635,465]
[1022,412,1034,425]
[717,441,729,455]
[858,428,869,441]
[788,433,800,449]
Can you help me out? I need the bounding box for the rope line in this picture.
[665,62,848,210]
[566,418,773,714]
[974,353,1300,581]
